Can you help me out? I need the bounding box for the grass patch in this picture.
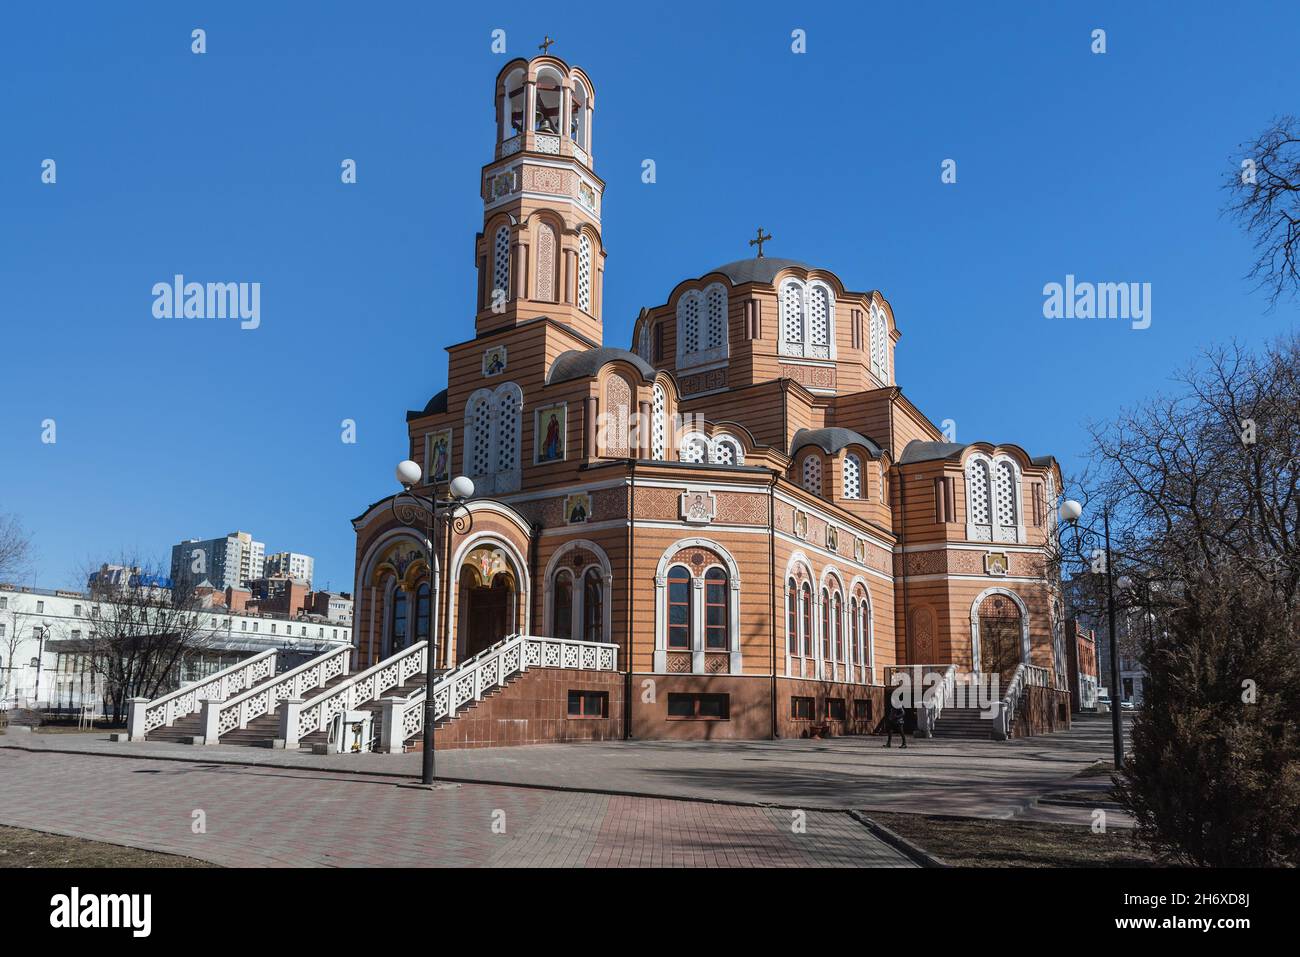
[868,811,1158,868]
[0,825,214,868]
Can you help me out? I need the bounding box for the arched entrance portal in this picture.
[456,545,519,660]
[976,594,1022,682]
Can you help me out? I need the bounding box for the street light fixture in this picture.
[390,460,474,786]
[1054,498,1126,769]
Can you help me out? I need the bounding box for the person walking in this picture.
[884,700,907,748]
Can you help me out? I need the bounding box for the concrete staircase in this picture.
[931,705,996,741]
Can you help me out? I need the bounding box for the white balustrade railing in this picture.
[128,649,277,740]
[280,641,428,748]
[199,644,351,743]
[992,663,1051,740]
[378,635,619,753]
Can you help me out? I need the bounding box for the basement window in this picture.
[826,698,846,721]
[667,693,730,720]
[567,690,608,719]
[791,696,815,720]
[854,699,873,721]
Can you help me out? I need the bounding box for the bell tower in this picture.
[475,53,606,345]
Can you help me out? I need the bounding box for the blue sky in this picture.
[2,1,1297,591]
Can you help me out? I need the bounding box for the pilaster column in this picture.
[584,395,598,459]
[637,400,652,458]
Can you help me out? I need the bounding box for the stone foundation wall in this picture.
[1012,685,1072,738]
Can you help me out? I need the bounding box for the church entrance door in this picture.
[456,545,519,662]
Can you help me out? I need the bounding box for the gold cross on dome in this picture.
[539,35,556,54]
[749,227,772,258]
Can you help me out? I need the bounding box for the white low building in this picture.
[0,584,352,716]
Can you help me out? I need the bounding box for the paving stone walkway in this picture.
[3,714,1124,822]
[0,749,914,868]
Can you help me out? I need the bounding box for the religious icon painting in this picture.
[424,429,452,484]
[826,526,839,552]
[482,345,508,377]
[680,488,717,525]
[794,509,809,540]
[534,403,567,464]
[854,537,867,565]
[564,492,592,525]
[984,552,1010,577]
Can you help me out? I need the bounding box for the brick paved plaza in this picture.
[0,748,915,868]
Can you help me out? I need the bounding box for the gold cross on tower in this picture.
[749,227,772,259]
[539,35,556,54]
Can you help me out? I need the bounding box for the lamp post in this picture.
[390,461,474,786]
[1056,497,1125,769]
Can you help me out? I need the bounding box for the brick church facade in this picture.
[349,53,1069,744]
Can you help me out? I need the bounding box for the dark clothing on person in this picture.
[884,704,907,748]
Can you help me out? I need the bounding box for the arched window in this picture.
[965,457,992,540]
[577,233,592,313]
[870,305,889,383]
[414,583,431,643]
[570,79,590,151]
[552,569,573,639]
[831,593,843,663]
[534,69,563,134]
[651,384,666,459]
[849,597,859,667]
[677,284,728,369]
[680,435,708,464]
[821,588,831,662]
[800,582,813,658]
[582,568,603,642]
[492,224,511,300]
[711,435,743,466]
[679,291,700,354]
[704,567,728,650]
[786,577,798,656]
[779,279,835,359]
[802,455,823,495]
[994,459,1020,542]
[667,565,692,649]
[780,280,804,351]
[390,587,409,652]
[843,453,863,499]
[705,284,727,351]
[465,382,523,494]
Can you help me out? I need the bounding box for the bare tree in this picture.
[1225,116,1300,306]
[0,513,32,584]
[81,557,213,723]
[1,608,31,704]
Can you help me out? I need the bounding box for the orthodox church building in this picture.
[349,53,1070,745]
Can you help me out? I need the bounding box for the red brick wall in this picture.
[428,667,624,750]
[1012,686,1072,738]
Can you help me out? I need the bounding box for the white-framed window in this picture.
[869,303,889,384]
[679,432,744,466]
[577,233,593,313]
[651,383,667,460]
[465,381,523,493]
[653,539,742,674]
[966,453,1023,543]
[492,224,511,300]
[802,455,823,495]
[779,278,835,360]
[676,283,728,370]
[843,453,863,500]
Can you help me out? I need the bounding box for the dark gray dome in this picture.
[707,257,814,286]
[406,388,448,421]
[791,427,882,458]
[547,347,655,385]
